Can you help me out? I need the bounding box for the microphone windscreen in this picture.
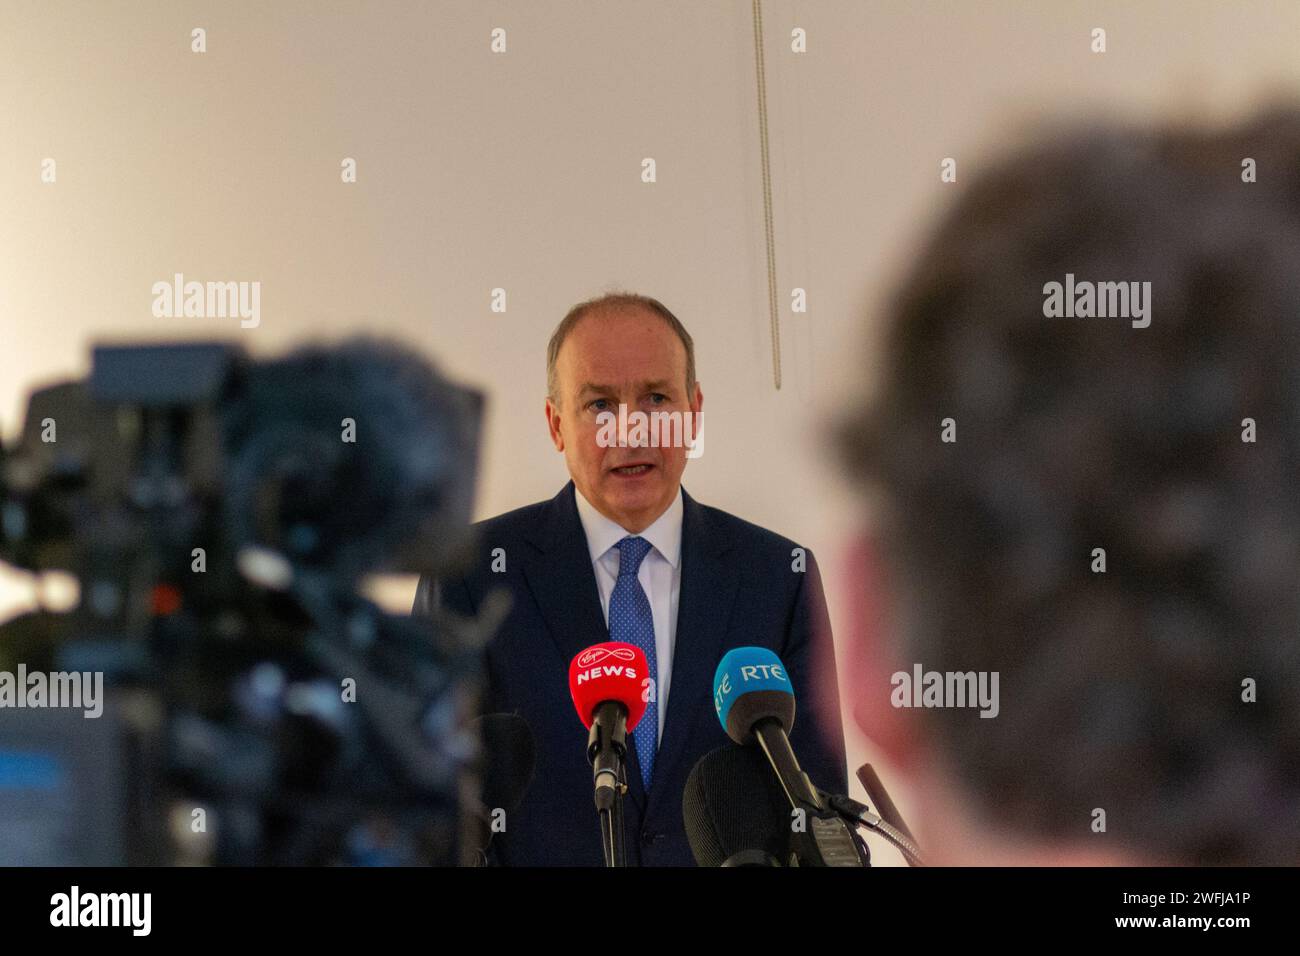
[473,713,536,814]
[712,646,796,745]
[683,743,793,867]
[568,642,650,732]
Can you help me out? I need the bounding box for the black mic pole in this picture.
[588,701,628,867]
[751,717,869,866]
[610,758,627,867]
[752,716,823,810]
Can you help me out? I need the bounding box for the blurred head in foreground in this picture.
[838,103,1300,865]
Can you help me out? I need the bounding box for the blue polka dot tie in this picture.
[608,535,657,791]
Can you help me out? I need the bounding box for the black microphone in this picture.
[462,713,535,865]
[683,743,794,866]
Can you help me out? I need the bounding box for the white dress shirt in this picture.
[573,486,683,745]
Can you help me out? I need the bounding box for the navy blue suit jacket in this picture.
[412,481,847,865]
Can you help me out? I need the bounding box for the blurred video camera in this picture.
[0,338,486,865]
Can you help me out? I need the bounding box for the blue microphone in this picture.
[708,648,867,866]
[712,647,821,810]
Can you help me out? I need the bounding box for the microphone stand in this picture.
[818,763,926,867]
[857,763,919,849]
[588,703,629,867]
[599,761,627,867]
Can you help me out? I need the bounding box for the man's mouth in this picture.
[610,463,654,477]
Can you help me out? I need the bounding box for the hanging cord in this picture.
[752,0,781,390]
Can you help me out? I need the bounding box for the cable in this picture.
[752,0,781,390]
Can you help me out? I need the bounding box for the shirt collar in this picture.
[574,484,683,570]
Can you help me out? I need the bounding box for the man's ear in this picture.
[690,381,703,415]
[544,397,564,452]
[842,531,926,773]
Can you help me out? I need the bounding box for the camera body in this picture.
[0,340,486,865]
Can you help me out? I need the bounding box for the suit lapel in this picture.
[521,481,607,667]
[519,481,650,810]
[645,488,738,817]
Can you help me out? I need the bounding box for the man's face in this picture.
[545,306,703,533]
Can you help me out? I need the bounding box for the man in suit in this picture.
[413,292,847,865]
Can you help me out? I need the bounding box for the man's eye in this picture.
[589,399,610,411]
[650,393,667,404]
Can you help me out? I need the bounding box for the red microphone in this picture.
[568,642,649,815]
[569,642,649,730]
